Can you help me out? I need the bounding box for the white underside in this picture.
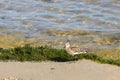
[70,51,87,56]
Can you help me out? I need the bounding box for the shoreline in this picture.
[0,29,120,49]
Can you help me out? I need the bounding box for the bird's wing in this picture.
[71,47,84,52]
[71,47,88,53]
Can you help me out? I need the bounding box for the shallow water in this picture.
[0,0,120,48]
[0,0,120,34]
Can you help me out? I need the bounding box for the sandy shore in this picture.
[0,60,120,80]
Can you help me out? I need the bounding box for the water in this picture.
[0,0,120,36]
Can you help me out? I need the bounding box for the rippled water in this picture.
[0,0,120,37]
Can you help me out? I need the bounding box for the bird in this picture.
[64,41,88,61]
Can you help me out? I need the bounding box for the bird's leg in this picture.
[68,56,75,64]
[68,55,78,63]
[74,55,77,63]
[74,55,76,63]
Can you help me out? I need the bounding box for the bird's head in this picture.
[64,42,70,48]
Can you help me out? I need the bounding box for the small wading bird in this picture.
[64,41,88,61]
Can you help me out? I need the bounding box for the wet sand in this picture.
[0,60,120,80]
